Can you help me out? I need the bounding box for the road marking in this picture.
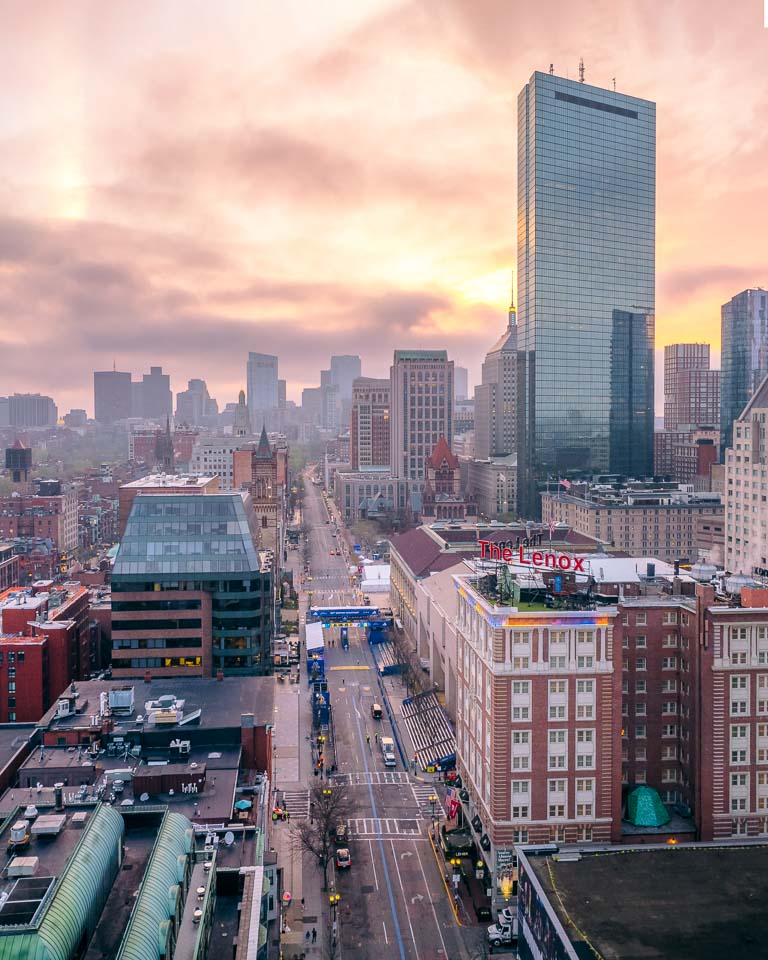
[382,921,389,944]
[330,771,410,786]
[414,837,450,958]
[349,817,422,837]
[390,838,418,955]
[369,838,379,891]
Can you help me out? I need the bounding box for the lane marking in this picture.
[369,838,379,891]
[390,838,418,954]
[382,921,389,944]
[413,837,449,958]
[352,694,408,960]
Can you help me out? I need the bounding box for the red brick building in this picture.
[0,488,78,553]
[350,377,390,471]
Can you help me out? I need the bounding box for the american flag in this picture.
[559,478,571,490]
[549,518,555,537]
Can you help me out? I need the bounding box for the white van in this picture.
[380,737,396,767]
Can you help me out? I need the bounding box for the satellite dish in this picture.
[168,789,175,795]
[224,831,235,847]
[140,793,149,802]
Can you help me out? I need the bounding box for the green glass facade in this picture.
[516,72,656,516]
[112,493,272,675]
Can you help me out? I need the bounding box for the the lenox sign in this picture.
[478,539,586,572]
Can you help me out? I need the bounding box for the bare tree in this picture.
[293,783,354,891]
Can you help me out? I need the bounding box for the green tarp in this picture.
[627,786,670,827]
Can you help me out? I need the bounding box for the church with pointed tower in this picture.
[421,436,476,520]
[243,425,285,558]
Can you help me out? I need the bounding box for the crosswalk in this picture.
[278,789,310,820]
[411,784,446,818]
[330,771,410,787]
[348,817,423,838]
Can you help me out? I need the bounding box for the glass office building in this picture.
[720,288,768,454]
[516,71,656,516]
[112,492,272,677]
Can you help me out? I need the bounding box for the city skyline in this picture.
[0,2,766,414]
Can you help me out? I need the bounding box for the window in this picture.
[635,612,647,626]
[577,680,593,694]
[635,680,647,694]
[550,655,566,669]
[577,655,594,669]
[636,724,647,739]
[636,635,647,647]
[662,657,678,670]
[513,657,529,669]
[576,778,594,793]
[512,780,530,795]
[7,682,15,694]
[663,701,678,715]
[577,703,594,720]
[548,804,565,819]
[576,803,593,818]
[512,805,529,819]
[549,779,566,793]
[636,657,647,671]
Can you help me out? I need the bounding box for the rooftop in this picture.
[121,473,218,489]
[38,676,276,732]
[526,844,768,960]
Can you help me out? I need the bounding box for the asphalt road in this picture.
[300,473,483,960]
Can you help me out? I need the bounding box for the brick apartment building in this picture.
[0,486,78,554]
[0,582,92,721]
[453,558,768,909]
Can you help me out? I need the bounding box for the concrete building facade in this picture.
[390,350,453,481]
[350,377,390,471]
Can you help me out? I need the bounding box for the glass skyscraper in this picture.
[720,288,768,454]
[516,71,656,516]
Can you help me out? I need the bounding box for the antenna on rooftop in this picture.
[549,63,554,75]
[579,58,585,83]
[612,77,616,91]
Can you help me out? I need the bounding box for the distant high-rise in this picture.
[2,393,58,428]
[350,378,391,471]
[330,355,362,401]
[94,370,132,424]
[664,344,719,431]
[390,350,453,481]
[516,71,656,514]
[176,378,218,426]
[721,289,768,453]
[454,366,469,402]
[135,366,172,421]
[474,297,517,460]
[233,389,251,438]
[247,353,279,428]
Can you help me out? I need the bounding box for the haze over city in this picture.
[1,0,767,414]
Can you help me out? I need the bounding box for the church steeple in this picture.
[233,388,251,438]
[255,423,271,459]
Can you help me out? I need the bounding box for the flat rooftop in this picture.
[528,844,768,960]
[39,676,276,731]
[121,474,217,489]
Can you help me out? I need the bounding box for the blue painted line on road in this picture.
[352,694,408,960]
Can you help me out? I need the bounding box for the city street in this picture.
[299,473,484,960]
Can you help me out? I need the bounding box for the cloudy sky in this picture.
[1,0,767,415]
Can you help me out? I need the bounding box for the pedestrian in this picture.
[375,733,379,744]
[301,897,305,910]
[312,927,317,943]
[286,811,291,823]
[306,930,311,944]
[366,733,371,747]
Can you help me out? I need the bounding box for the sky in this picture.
[0,0,767,416]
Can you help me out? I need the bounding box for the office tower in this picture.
[301,387,323,426]
[454,366,469,402]
[112,489,272,677]
[664,344,719,431]
[175,378,218,425]
[350,377,391,470]
[721,289,768,452]
[390,350,453,480]
[474,299,517,460]
[330,355,362,401]
[94,370,132,424]
[320,369,341,432]
[516,71,656,515]
[246,352,279,428]
[3,394,58,427]
[278,379,287,408]
[134,366,172,421]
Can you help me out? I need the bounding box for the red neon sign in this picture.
[478,540,585,573]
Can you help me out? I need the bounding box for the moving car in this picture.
[333,823,348,844]
[336,848,351,869]
[370,703,383,720]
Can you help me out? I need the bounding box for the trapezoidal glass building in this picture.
[516,71,656,516]
[112,491,273,677]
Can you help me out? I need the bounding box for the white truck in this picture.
[487,916,518,950]
[380,736,396,767]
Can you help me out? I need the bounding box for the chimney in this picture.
[144,670,152,683]
[216,669,224,682]
[54,783,64,812]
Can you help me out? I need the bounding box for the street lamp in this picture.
[429,794,438,824]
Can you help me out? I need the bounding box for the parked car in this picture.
[498,907,516,926]
[336,848,351,869]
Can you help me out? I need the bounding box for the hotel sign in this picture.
[478,539,586,572]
